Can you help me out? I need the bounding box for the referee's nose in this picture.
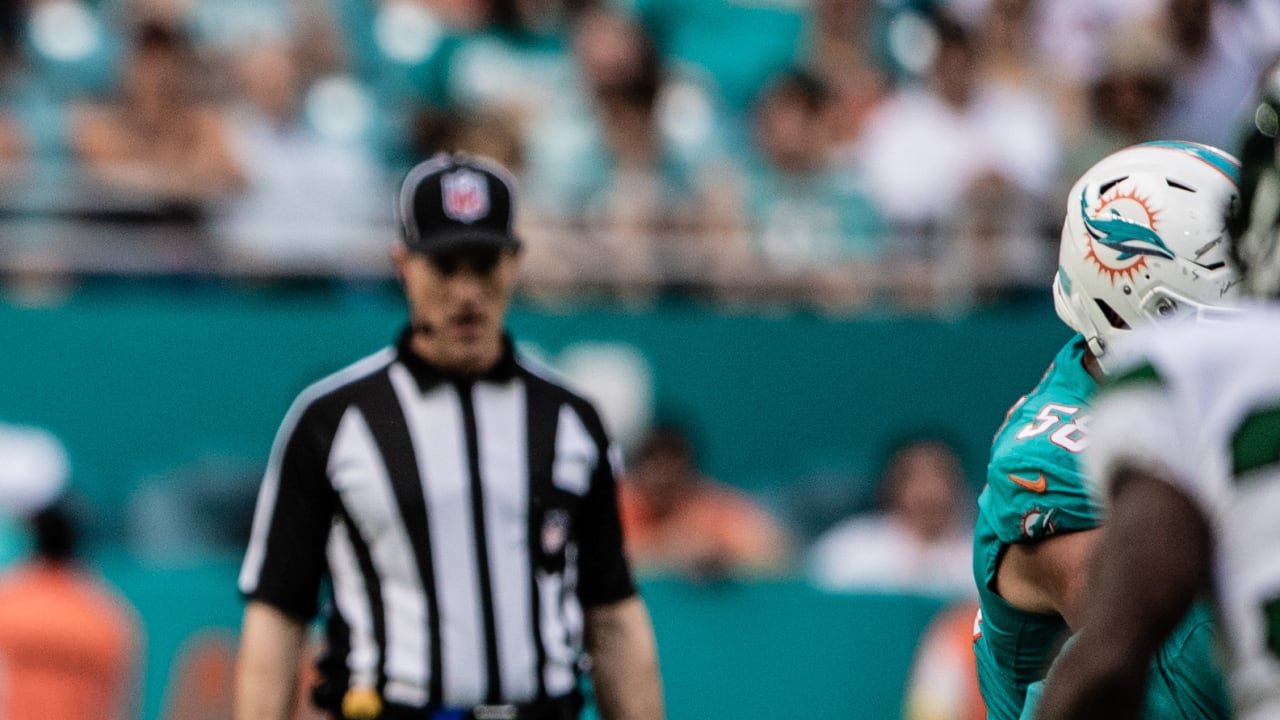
[445,265,489,303]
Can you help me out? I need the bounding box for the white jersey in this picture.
[1084,303,1280,720]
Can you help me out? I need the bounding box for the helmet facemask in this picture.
[1229,81,1280,299]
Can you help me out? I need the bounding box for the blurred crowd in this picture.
[2,0,1278,310]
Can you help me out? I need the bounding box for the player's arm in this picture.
[1035,466,1212,720]
[585,595,664,720]
[234,601,308,720]
[987,395,1102,626]
[996,527,1100,628]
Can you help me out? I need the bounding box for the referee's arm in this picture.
[578,439,664,720]
[586,596,663,720]
[235,404,336,720]
[234,601,307,720]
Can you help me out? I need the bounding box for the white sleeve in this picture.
[1084,384,1193,508]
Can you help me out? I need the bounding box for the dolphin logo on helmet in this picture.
[1081,193,1176,263]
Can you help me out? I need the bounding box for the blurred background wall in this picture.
[3,286,1063,719]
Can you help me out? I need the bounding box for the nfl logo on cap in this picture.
[442,168,490,223]
[397,153,521,254]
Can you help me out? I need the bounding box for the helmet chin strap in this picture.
[1084,336,1110,381]
[1087,335,1106,360]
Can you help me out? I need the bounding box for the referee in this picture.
[233,153,664,720]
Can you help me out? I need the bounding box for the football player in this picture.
[1036,68,1280,720]
[973,140,1242,720]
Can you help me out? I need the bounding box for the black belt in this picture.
[373,693,582,720]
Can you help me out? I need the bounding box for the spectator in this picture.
[70,21,242,209]
[846,12,1059,308]
[1058,31,1172,202]
[125,453,261,561]
[630,0,807,115]
[717,67,885,311]
[400,0,571,124]
[975,0,1038,90]
[903,599,986,720]
[214,39,389,274]
[807,436,974,596]
[0,424,142,720]
[849,11,1058,228]
[618,423,791,579]
[1154,0,1280,149]
[522,6,730,298]
[803,0,873,78]
[799,0,888,156]
[160,632,237,720]
[162,629,330,720]
[1030,0,1163,145]
[0,422,69,569]
[943,172,1054,309]
[406,106,525,172]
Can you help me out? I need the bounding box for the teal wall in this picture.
[639,579,947,719]
[94,552,946,720]
[2,284,1069,719]
[94,552,245,720]
[1,283,1070,526]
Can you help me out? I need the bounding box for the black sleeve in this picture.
[239,404,337,620]
[574,409,637,607]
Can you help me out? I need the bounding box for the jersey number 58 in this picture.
[1015,403,1090,453]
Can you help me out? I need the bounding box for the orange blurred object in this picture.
[0,562,141,720]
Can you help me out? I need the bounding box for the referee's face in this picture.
[394,244,521,374]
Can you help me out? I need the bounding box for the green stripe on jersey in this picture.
[1231,404,1280,478]
[1267,596,1280,660]
[1105,361,1164,391]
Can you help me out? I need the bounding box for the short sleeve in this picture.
[238,402,338,620]
[573,425,637,607]
[984,442,1101,545]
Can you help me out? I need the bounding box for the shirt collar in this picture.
[394,325,520,392]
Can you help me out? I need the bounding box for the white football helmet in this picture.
[1053,141,1242,369]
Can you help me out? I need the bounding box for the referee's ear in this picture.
[390,242,409,286]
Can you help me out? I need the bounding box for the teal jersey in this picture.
[974,336,1099,720]
[973,336,1231,720]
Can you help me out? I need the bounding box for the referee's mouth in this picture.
[450,310,488,339]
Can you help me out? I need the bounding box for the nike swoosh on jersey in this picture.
[1006,472,1047,493]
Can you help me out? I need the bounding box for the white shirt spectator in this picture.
[217,104,389,272]
[808,513,974,597]
[850,84,1059,226]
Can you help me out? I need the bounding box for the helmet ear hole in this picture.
[1093,298,1131,330]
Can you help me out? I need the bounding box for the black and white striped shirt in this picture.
[239,329,636,710]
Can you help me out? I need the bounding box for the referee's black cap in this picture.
[397,153,522,255]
